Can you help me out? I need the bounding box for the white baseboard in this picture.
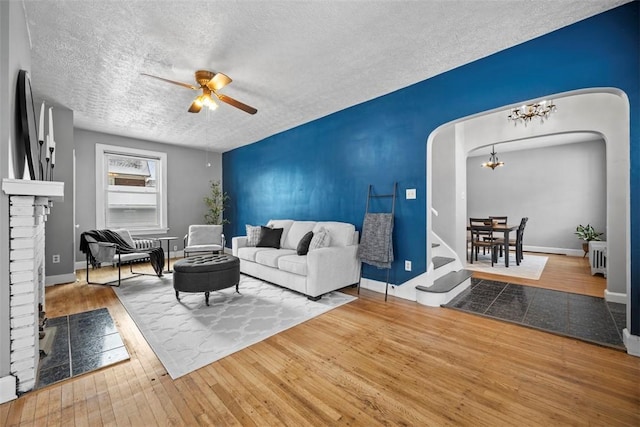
[604,290,627,304]
[523,245,584,257]
[623,329,640,357]
[0,375,17,404]
[358,278,416,301]
[45,272,77,286]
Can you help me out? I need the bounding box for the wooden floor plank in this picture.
[1,254,638,426]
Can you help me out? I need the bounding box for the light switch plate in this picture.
[404,260,412,271]
[406,188,416,199]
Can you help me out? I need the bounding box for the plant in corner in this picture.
[575,224,603,257]
[204,180,230,225]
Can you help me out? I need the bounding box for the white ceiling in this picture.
[23,0,627,153]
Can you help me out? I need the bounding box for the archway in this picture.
[426,88,630,330]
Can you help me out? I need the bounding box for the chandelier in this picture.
[481,145,504,170]
[508,100,556,124]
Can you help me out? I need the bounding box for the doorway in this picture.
[426,88,630,330]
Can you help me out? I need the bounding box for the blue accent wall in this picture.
[224,3,640,332]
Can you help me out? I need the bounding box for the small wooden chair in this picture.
[469,224,502,266]
[496,217,528,265]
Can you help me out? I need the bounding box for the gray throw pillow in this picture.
[246,224,262,247]
[309,227,331,250]
[296,231,314,255]
[257,226,283,248]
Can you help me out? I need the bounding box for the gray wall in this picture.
[74,129,223,264]
[0,0,31,379]
[467,140,606,251]
[43,105,75,279]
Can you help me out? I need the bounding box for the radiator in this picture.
[589,241,607,277]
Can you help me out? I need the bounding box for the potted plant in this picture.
[204,180,230,225]
[575,224,603,257]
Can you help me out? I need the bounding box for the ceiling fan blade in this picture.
[215,93,257,115]
[188,98,202,113]
[141,73,197,90]
[207,72,232,91]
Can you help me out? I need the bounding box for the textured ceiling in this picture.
[23,0,627,153]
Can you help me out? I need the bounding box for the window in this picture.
[95,144,168,234]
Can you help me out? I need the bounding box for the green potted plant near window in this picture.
[575,224,603,257]
[204,180,230,225]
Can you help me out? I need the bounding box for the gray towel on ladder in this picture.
[357,213,394,268]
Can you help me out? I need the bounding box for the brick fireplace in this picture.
[2,179,63,396]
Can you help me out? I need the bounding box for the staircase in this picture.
[415,236,472,307]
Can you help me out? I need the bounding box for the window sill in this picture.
[129,228,169,236]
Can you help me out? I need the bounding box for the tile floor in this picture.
[37,307,129,388]
[444,278,626,350]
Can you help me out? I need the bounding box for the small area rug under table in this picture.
[113,274,356,379]
[465,252,548,280]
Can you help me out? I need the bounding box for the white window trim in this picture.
[95,143,168,235]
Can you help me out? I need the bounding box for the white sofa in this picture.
[232,219,361,300]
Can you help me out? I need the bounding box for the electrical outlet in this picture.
[173,245,178,251]
[52,254,60,263]
[404,260,412,271]
[406,188,416,200]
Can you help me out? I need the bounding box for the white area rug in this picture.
[465,252,548,280]
[113,274,355,379]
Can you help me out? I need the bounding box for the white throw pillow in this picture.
[309,227,331,251]
[246,224,262,247]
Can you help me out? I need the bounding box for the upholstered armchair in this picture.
[183,225,225,256]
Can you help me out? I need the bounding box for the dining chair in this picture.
[496,217,528,265]
[469,224,502,266]
[469,217,492,259]
[486,216,508,256]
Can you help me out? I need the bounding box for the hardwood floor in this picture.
[2,254,638,426]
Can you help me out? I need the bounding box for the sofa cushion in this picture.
[255,249,296,268]
[313,222,356,247]
[278,255,308,276]
[283,221,316,249]
[257,226,283,248]
[296,231,314,255]
[309,227,331,250]
[245,224,262,247]
[237,247,271,262]
[266,219,294,248]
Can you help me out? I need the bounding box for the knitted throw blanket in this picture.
[357,213,394,269]
[80,229,165,276]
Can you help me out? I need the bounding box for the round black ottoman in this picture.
[173,254,240,306]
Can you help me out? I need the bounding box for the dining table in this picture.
[467,223,519,267]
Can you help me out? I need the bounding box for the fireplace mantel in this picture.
[2,179,64,200]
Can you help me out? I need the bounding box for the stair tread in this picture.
[433,256,455,269]
[416,269,473,293]
[431,243,440,248]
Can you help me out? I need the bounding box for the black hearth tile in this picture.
[567,322,624,347]
[451,298,492,314]
[69,307,109,321]
[474,280,508,290]
[37,362,71,388]
[470,277,483,286]
[46,316,68,327]
[468,282,505,299]
[606,301,626,316]
[69,315,118,341]
[569,300,612,327]
[485,293,530,322]
[524,305,568,333]
[39,326,70,371]
[71,346,129,377]
[71,332,125,360]
[534,288,569,303]
[501,284,538,299]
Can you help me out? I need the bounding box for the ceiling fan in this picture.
[141,69,257,115]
